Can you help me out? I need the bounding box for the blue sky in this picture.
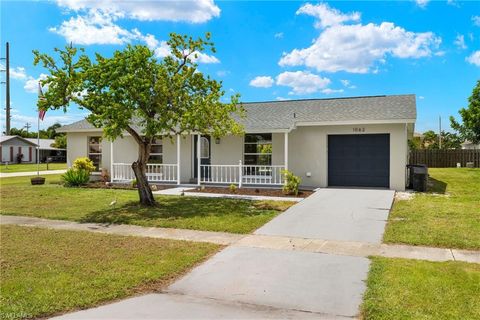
[0,0,479,133]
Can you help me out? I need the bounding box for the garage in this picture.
[328,134,390,188]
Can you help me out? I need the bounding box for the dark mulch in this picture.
[82,182,173,191]
[185,186,313,198]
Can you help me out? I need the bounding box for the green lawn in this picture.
[0,162,67,173]
[384,168,480,250]
[0,225,219,320]
[362,257,480,320]
[0,175,293,234]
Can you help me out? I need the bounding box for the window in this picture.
[200,137,210,159]
[244,133,272,166]
[88,137,102,171]
[149,137,163,163]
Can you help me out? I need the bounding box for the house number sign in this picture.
[353,127,365,132]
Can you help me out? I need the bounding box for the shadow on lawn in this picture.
[427,176,447,194]
[80,196,268,225]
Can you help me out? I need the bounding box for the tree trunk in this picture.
[132,142,155,206]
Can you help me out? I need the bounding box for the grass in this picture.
[0,162,67,173]
[384,168,480,250]
[0,175,294,234]
[362,257,480,320]
[0,225,220,320]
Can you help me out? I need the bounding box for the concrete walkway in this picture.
[2,215,478,263]
[0,169,66,178]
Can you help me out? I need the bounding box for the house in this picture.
[0,136,38,163]
[461,141,479,150]
[24,138,66,163]
[58,94,416,191]
[0,136,66,163]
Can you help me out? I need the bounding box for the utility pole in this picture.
[5,42,10,135]
[0,42,10,135]
[439,116,442,150]
[24,122,31,134]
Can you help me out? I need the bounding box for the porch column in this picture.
[197,134,201,186]
[176,134,181,185]
[110,140,114,182]
[284,132,289,171]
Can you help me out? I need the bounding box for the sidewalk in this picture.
[2,215,478,264]
[0,169,66,178]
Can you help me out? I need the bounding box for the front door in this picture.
[194,135,211,179]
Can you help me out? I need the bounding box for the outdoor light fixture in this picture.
[215,137,221,144]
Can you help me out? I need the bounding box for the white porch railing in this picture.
[112,163,177,182]
[200,162,285,186]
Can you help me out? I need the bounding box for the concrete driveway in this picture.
[54,188,394,319]
[256,188,395,243]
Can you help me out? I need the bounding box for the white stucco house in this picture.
[0,136,38,163]
[0,136,66,164]
[58,94,416,191]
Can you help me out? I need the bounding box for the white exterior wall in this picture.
[66,124,408,190]
[288,123,408,191]
[1,139,37,163]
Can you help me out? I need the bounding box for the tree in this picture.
[422,130,438,149]
[450,80,480,145]
[419,130,462,149]
[34,33,243,206]
[52,135,67,149]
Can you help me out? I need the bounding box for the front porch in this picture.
[111,133,289,187]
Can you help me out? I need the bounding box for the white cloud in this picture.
[1,108,89,132]
[55,0,220,23]
[10,67,28,80]
[193,52,220,64]
[419,96,425,99]
[322,88,344,95]
[24,74,48,94]
[415,0,429,8]
[274,32,284,39]
[249,76,274,88]
[340,79,356,89]
[279,4,441,74]
[276,97,288,101]
[466,51,480,66]
[454,34,467,49]
[276,71,330,95]
[297,3,360,29]
[49,10,137,45]
[473,16,480,27]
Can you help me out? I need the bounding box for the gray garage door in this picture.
[328,134,390,188]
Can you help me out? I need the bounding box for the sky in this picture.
[0,0,479,134]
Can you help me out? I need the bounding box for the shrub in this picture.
[131,179,137,188]
[229,184,237,193]
[282,170,301,196]
[62,169,90,187]
[73,157,96,173]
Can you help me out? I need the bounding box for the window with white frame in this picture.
[88,137,102,171]
[149,137,163,163]
[244,133,272,166]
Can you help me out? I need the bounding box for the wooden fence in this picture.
[409,149,480,168]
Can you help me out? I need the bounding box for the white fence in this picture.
[112,163,177,182]
[113,162,285,186]
[200,162,285,186]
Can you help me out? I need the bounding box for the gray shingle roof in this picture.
[58,94,416,133]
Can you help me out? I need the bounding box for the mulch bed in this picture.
[185,186,313,198]
[82,182,174,191]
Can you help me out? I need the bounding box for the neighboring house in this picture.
[461,141,479,150]
[0,136,66,163]
[58,94,416,191]
[0,136,37,163]
[24,138,67,163]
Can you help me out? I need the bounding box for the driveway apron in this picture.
[54,188,395,319]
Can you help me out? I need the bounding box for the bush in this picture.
[229,184,237,193]
[282,170,301,196]
[73,157,96,173]
[62,169,90,187]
